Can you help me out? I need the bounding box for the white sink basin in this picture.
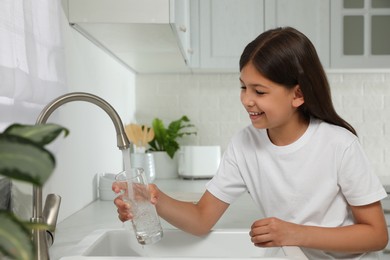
[60,229,308,260]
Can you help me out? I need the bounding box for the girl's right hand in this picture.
[112,182,160,222]
[112,181,132,222]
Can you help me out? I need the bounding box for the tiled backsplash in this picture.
[136,71,390,176]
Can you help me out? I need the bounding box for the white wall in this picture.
[10,3,137,223]
[45,6,136,223]
[328,70,390,177]
[136,70,390,177]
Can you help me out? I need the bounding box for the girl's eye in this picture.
[256,90,265,95]
[240,85,246,90]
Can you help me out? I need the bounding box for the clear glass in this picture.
[343,16,364,55]
[115,168,163,245]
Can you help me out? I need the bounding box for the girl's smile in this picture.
[248,111,264,120]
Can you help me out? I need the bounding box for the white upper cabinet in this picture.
[171,0,192,65]
[67,0,191,73]
[67,0,389,73]
[190,0,330,71]
[264,0,330,68]
[190,0,265,72]
[191,0,389,70]
[330,0,390,68]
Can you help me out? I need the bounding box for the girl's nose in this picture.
[247,100,255,107]
[241,93,255,107]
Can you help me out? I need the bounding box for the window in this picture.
[0,0,66,129]
[331,0,390,68]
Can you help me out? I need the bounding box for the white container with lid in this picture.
[178,146,221,179]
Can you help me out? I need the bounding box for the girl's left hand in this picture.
[250,217,300,247]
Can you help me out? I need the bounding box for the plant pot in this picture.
[151,151,178,179]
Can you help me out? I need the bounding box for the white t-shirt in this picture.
[206,118,387,259]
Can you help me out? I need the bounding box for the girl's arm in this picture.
[250,201,388,253]
[155,188,230,236]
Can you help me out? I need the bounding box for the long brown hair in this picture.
[239,27,357,136]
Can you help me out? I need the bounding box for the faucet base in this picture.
[31,221,50,260]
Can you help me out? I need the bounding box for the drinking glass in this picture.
[115,168,163,245]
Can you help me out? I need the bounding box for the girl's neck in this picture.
[267,115,310,146]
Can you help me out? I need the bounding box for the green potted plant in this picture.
[0,123,68,260]
[148,116,196,179]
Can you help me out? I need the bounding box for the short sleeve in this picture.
[338,139,387,206]
[206,141,247,204]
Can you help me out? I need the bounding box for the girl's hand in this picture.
[112,182,160,222]
[112,181,132,222]
[250,217,300,247]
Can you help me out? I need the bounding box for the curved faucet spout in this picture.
[36,92,130,150]
[33,92,130,259]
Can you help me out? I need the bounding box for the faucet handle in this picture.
[42,194,61,245]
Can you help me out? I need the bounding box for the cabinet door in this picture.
[330,0,390,68]
[264,0,330,68]
[68,0,170,23]
[197,0,264,71]
[171,0,192,65]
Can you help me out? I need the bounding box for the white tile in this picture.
[136,71,390,177]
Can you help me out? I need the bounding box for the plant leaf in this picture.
[0,135,55,186]
[151,118,168,151]
[0,211,34,260]
[167,116,189,136]
[148,116,196,158]
[4,123,69,146]
[165,140,179,159]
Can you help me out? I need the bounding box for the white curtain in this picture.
[0,0,66,129]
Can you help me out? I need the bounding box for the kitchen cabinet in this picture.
[67,0,191,73]
[191,0,389,71]
[172,0,192,65]
[330,0,390,68]
[190,0,265,72]
[190,0,330,71]
[264,0,330,68]
[67,0,389,74]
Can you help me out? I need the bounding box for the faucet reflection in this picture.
[33,92,130,259]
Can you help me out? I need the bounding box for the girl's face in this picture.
[240,63,305,132]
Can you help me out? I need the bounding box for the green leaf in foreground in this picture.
[0,211,34,260]
[0,135,55,186]
[4,123,69,146]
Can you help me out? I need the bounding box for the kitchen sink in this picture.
[59,228,308,259]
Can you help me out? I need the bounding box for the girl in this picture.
[113,27,388,259]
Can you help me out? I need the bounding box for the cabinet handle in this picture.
[187,48,193,54]
[179,25,187,33]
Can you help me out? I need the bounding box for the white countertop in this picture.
[50,177,390,259]
[50,178,263,260]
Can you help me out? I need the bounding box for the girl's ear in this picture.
[292,85,305,108]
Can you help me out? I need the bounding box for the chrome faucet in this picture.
[33,92,130,259]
